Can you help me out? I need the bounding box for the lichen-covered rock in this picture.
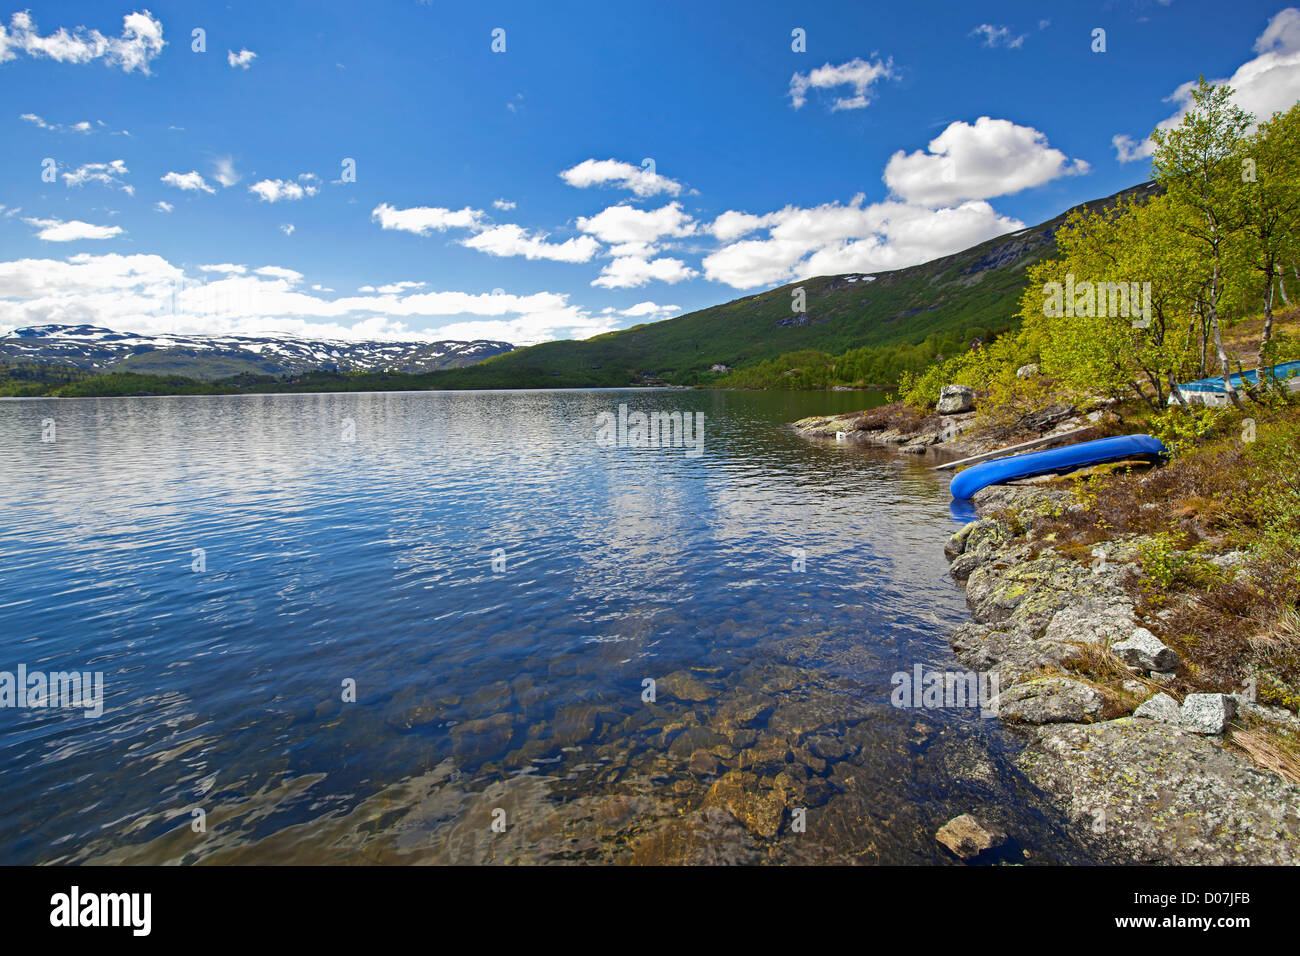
[935,813,1007,859]
[1018,719,1300,864]
[944,521,978,559]
[1044,598,1136,646]
[1132,692,1181,725]
[1180,693,1238,735]
[1112,627,1180,672]
[937,384,975,414]
[993,677,1104,724]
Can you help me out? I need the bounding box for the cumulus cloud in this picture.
[492,198,517,210]
[789,57,895,111]
[617,301,680,318]
[249,176,320,202]
[279,223,295,236]
[1114,7,1300,162]
[62,159,132,194]
[701,195,1022,290]
[254,266,303,282]
[559,158,683,197]
[884,117,1088,205]
[576,202,696,245]
[371,202,485,235]
[591,255,697,289]
[23,217,124,242]
[0,252,620,344]
[0,10,165,73]
[710,210,777,242]
[161,170,215,193]
[461,224,600,263]
[227,48,256,69]
[970,24,1025,49]
[372,201,606,266]
[155,200,173,213]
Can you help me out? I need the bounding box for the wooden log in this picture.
[930,425,1094,471]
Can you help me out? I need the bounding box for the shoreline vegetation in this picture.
[796,83,1300,863]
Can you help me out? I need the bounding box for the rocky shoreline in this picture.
[794,406,1300,865]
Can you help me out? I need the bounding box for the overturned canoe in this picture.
[949,434,1166,500]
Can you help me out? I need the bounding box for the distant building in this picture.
[710,364,731,373]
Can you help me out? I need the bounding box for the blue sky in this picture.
[1,0,1299,345]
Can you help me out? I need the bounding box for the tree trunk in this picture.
[1209,261,1245,409]
[1168,371,1189,408]
[1253,259,1277,399]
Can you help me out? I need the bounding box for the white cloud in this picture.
[371,202,485,235]
[254,266,303,282]
[370,202,598,265]
[592,256,697,289]
[213,156,240,187]
[618,301,680,318]
[559,158,683,198]
[280,223,295,236]
[0,252,620,345]
[492,198,517,210]
[62,159,132,194]
[20,112,93,133]
[576,202,696,245]
[789,57,895,111]
[0,10,165,73]
[710,210,777,242]
[884,117,1088,205]
[1114,7,1300,162]
[970,24,1025,49]
[249,176,320,202]
[1111,133,1152,164]
[155,201,173,213]
[702,195,1022,290]
[227,48,257,69]
[23,217,124,242]
[161,170,215,193]
[461,224,601,263]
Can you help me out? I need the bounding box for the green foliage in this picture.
[720,324,1000,390]
[1150,405,1224,457]
[896,325,1038,408]
[1227,417,1300,553]
[1136,533,1226,592]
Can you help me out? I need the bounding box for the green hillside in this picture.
[426,181,1159,389]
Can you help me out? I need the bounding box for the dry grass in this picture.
[1227,725,1300,785]
[855,401,931,435]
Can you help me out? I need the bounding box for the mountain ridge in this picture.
[0,325,516,379]
[421,180,1160,388]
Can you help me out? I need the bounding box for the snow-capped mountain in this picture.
[0,325,516,379]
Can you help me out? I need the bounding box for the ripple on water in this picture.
[0,390,1099,864]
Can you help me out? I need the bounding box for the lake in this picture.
[0,389,1098,864]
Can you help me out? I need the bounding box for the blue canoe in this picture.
[950,434,1167,500]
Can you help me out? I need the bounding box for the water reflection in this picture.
[0,390,1097,864]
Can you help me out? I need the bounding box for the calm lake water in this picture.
[0,389,1099,864]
